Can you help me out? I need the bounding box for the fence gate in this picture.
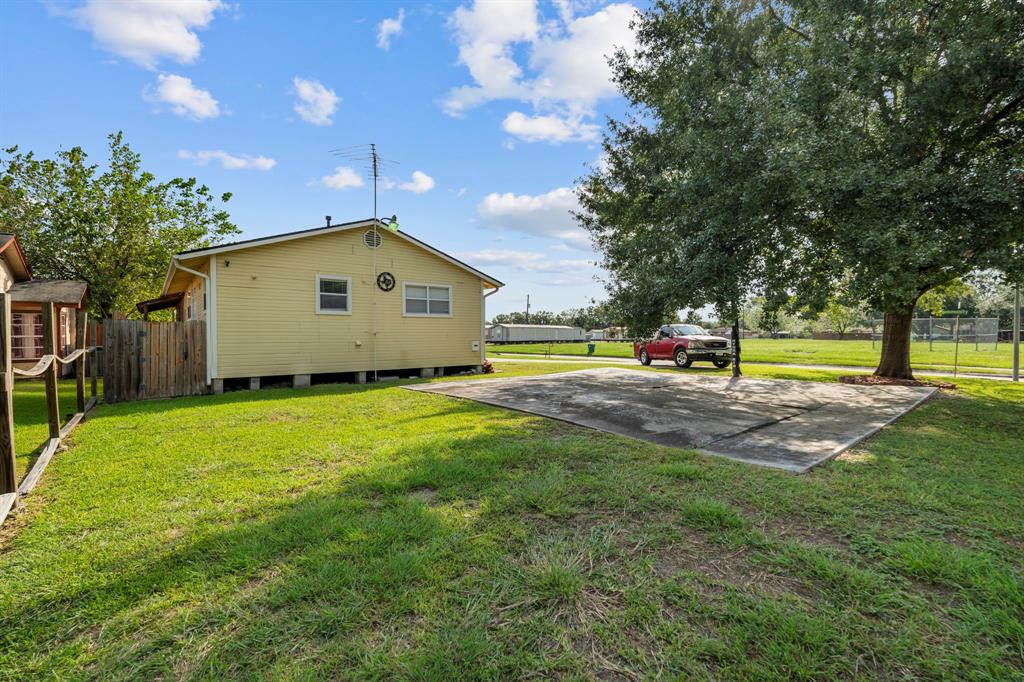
[103,320,208,403]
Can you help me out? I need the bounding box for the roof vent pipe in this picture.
[325,215,332,227]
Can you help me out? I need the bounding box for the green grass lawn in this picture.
[491,338,1016,373]
[1,361,1022,679]
[11,379,85,482]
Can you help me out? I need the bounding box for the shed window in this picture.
[12,312,44,360]
[404,284,451,317]
[316,275,352,314]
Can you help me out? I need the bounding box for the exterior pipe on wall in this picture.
[481,286,498,366]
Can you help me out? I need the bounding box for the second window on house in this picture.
[404,284,451,316]
[316,275,352,314]
[11,312,44,360]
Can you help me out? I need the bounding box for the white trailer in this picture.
[488,324,586,343]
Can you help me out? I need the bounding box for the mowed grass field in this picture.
[491,338,1016,373]
[0,361,1022,679]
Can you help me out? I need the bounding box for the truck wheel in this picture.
[639,349,651,365]
[713,359,731,369]
[674,348,693,368]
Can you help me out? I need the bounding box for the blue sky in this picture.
[0,0,645,318]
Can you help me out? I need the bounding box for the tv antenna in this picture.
[329,143,400,224]
[328,143,401,384]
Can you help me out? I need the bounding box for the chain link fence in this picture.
[870,317,1000,350]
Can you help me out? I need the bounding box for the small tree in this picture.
[820,300,865,340]
[916,279,975,317]
[0,133,238,318]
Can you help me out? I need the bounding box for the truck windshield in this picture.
[670,324,709,336]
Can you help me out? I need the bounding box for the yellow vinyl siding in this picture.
[212,228,483,378]
[0,259,14,292]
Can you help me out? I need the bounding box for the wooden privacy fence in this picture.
[103,319,208,403]
[1,298,99,526]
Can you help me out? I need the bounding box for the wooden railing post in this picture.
[89,320,98,399]
[41,303,60,440]
[75,310,86,413]
[0,293,16,494]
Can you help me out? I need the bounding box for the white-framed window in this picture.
[403,283,452,317]
[11,312,44,360]
[316,274,352,315]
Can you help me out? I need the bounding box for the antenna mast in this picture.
[329,143,398,384]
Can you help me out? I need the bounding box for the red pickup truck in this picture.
[634,324,732,368]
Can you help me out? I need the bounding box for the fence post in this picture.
[0,293,16,494]
[952,314,961,378]
[1014,282,1020,382]
[41,303,60,439]
[75,310,86,413]
[928,317,933,351]
[89,320,98,399]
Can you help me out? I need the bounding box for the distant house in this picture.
[488,323,585,343]
[586,326,628,341]
[139,218,503,390]
[0,234,89,376]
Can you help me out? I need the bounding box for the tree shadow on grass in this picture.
[1,414,607,678]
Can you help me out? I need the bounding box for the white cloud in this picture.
[377,8,405,49]
[529,3,637,109]
[322,166,365,190]
[457,249,593,273]
[399,170,436,194]
[444,1,637,141]
[177,149,276,171]
[477,187,591,249]
[146,74,219,120]
[443,0,539,116]
[502,111,599,143]
[292,77,339,126]
[67,0,223,69]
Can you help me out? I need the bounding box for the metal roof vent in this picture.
[363,229,382,249]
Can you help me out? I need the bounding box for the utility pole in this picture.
[525,294,530,325]
[1013,281,1020,382]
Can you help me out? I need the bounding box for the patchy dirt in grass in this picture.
[839,375,956,389]
[757,517,849,552]
[265,411,303,422]
[408,487,439,505]
[650,530,816,602]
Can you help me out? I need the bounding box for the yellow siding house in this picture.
[155,218,503,391]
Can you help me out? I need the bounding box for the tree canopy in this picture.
[578,0,1024,378]
[491,299,623,330]
[0,133,239,318]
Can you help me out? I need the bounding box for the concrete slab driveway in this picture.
[405,367,936,473]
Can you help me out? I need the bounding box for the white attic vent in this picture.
[363,229,382,249]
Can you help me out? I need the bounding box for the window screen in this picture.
[317,276,350,313]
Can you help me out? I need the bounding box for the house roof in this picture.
[9,279,88,306]
[165,218,503,292]
[0,233,32,282]
[136,292,184,316]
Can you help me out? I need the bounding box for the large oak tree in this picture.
[578,0,1024,378]
[0,133,239,318]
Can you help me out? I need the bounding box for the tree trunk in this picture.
[875,307,915,379]
[731,319,742,377]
